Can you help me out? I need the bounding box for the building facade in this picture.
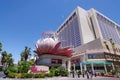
[56,6,120,73]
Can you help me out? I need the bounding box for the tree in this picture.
[20,46,31,61]
[0,42,2,63]
[7,53,14,66]
[1,51,7,66]
[1,51,14,67]
[0,42,2,53]
[104,41,110,52]
[109,38,116,54]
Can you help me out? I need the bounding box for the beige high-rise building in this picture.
[57,6,120,73]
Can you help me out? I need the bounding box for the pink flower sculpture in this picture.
[34,38,72,57]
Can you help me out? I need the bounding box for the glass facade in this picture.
[117,26,120,40]
[57,12,81,48]
[96,13,120,44]
[88,53,104,59]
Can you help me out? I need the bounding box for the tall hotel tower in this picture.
[57,6,120,73]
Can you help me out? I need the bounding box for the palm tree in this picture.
[20,46,31,61]
[0,42,14,67]
[109,39,116,54]
[0,42,2,65]
[7,53,14,66]
[0,42,2,53]
[1,51,7,66]
[104,41,110,52]
[1,51,14,67]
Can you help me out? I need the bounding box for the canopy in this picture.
[82,62,112,65]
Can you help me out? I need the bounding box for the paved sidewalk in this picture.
[0,76,120,80]
[45,76,120,80]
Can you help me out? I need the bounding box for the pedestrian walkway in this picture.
[45,77,120,80]
[0,76,120,80]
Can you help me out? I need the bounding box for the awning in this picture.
[81,62,112,65]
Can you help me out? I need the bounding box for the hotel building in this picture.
[56,6,120,73]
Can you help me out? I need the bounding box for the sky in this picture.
[0,0,120,64]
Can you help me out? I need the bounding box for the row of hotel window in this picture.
[58,13,81,48]
[96,13,120,44]
[57,12,77,33]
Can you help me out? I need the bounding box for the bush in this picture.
[7,73,16,78]
[25,73,33,78]
[61,70,68,76]
[4,66,18,75]
[100,72,104,76]
[54,69,60,76]
[15,73,21,78]
[33,73,45,78]
[112,69,118,75]
[18,61,33,73]
[50,66,68,77]
[58,66,65,76]
[45,73,53,77]
[78,70,82,75]
[34,74,40,78]
[39,73,45,78]
[20,73,26,78]
[50,67,55,76]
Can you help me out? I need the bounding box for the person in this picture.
[82,70,85,78]
[86,70,89,79]
[90,71,93,79]
[71,70,75,78]
[94,72,97,77]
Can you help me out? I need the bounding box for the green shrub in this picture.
[15,73,21,78]
[50,67,55,76]
[4,66,18,75]
[7,73,16,78]
[33,73,45,78]
[20,73,26,78]
[100,72,104,76]
[58,66,65,76]
[54,69,60,76]
[112,69,118,75]
[34,74,40,78]
[39,73,45,78]
[25,73,33,78]
[45,73,53,77]
[78,70,82,75]
[18,61,33,73]
[61,70,68,76]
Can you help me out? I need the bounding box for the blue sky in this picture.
[0,0,120,63]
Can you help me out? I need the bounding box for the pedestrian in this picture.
[94,72,97,77]
[82,70,85,78]
[72,71,75,78]
[90,71,93,79]
[86,70,89,79]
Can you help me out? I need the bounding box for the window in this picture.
[97,13,120,44]
[51,59,62,64]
